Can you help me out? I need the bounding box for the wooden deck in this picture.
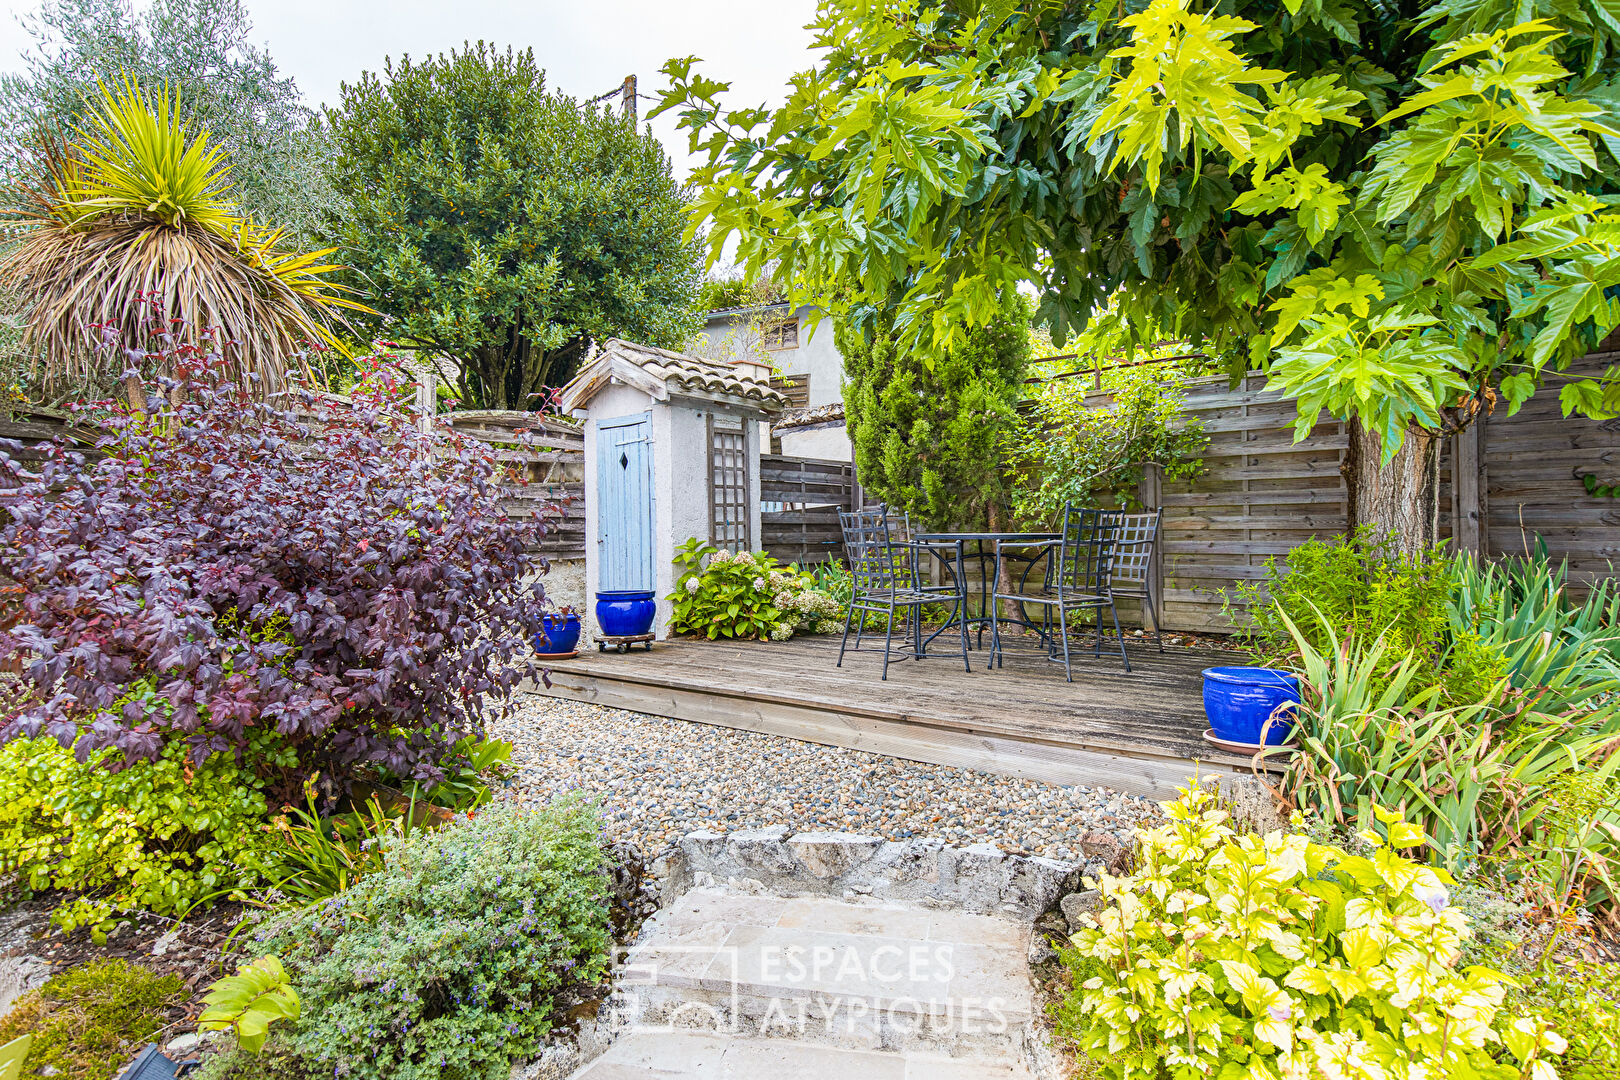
[530,633,1253,797]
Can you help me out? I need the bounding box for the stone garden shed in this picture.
[557,339,789,639]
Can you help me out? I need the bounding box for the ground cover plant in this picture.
[0,314,549,788]
[230,798,613,1080]
[669,539,842,641]
[1055,783,1568,1080]
[0,958,183,1080]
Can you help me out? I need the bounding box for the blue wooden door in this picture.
[597,412,655,592]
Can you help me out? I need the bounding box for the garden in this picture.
[1,0,1619,1078]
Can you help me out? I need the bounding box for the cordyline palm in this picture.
[1,78,370,399]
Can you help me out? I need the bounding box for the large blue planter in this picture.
[595,590,657,638]
[1202,667,1300,746]
[535,612,581,655]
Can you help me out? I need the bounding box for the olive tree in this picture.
[0,0,338,249]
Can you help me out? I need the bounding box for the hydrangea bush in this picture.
[0,322,550,786]
[1056,783,1567,1080]
[669,538,842,641]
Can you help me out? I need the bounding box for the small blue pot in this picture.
[1203,667,1300,746]
[595,590,657,638]
[535,612,581,655]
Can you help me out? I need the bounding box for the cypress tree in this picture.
[837,300,1029,530]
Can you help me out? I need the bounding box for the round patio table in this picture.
[914,531,1060,648]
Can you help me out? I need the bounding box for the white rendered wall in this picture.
[779,424,852,462]
[700,305,846,408]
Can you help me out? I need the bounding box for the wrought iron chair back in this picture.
[1049,507,1121,596]
[1109,509,1160,590]
[839,507,908,594]
[835,505,971,679]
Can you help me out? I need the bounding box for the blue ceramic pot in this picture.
[535,612,581,655]
[595,590,657,638]
[1202,666,1300,746]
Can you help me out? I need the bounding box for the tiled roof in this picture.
[593,338,790,410]
[772,401,846,433]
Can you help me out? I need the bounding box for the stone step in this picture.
[571,1030,1037,1079]
[602,888,1035,1060]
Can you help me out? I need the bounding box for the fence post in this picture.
[1138,463,1165,632]
[414,374,435,434]
[1454,416,1486,556]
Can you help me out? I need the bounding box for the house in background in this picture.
[698,302,852,462]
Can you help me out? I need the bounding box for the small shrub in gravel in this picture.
[256,797,612,1080]
[0,958,183,1080]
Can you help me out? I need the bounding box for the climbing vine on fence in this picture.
[1006,355,1208,524]
[1583,473,1620,498]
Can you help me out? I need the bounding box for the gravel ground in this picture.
[490,694,1166,864]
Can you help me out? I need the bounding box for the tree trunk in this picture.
[123,372,148,424]
[1343,419,1440,556]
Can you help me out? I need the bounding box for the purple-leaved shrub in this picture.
[0,320,550,787]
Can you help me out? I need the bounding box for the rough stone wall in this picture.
[650,826,1085,920]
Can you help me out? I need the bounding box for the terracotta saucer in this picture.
[1202,728,1296,756]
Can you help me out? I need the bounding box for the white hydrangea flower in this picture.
[710,549,732,565]
[685,578,700,594]
[752,576,766,591]
[770,623,794,641]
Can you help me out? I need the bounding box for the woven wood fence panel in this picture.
[0,408,589,560]
[1441,348,1620,589]
[441,411,586,560]
[1122,350,1620,633]
[1140,374,1351,632]
[760,453,858,565]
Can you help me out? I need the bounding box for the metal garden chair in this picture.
[835,506,970,680]
[1108,508,1163,651]
[988,506,1131,678]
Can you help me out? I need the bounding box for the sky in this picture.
[0,0,821,181]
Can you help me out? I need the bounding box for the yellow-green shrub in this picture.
[1055,783,1566,1080]
[0,732,287,931]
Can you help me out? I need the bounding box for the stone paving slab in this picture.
[585,886,1042,1078]
[622,888,1034,1020]
[571,1031,1038,1080]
